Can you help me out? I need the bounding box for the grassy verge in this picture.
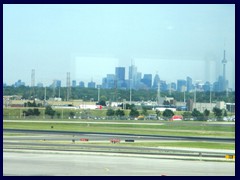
[3,121,235,138]
[84,141,235,150]
[5,138,235,150]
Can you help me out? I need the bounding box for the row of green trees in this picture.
[17,104,229,121]
[4,86,235,103]
[106,106,152,119]
[106,109,125,117]
[22,106,58,119]
[182,107,228,121]
[106,106,229,121]
[23,108,41,116]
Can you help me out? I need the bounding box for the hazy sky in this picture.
[3,4,235,89]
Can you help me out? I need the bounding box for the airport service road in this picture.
[3,120,166,125]
[3,120,235,127]
[4,129,235,143]
[3,151,235,176]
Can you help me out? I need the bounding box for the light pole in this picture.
[44,87,46,106]
[182,86,186,103]
[184,90,186,103]
[210,84,212,111]
[58,87,60,98]
[123,99,126,110]
[194,80,202,110]
[130,79,132,105]
[97,86,100,102]
[194,85,196,109]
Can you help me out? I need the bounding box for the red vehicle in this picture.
[110,139,120,143]
[170,115,183,121]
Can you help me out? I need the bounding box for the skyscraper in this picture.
[72,80,76,87]
[222,50,227,91]
[102,74,115,89]
[170,82,176,91]
[160,80,167,91]
[79,81,85,88]
[115,67,126,88]
[129,64,137,89]
[141,74,152,89]
[51,80,61,88]
[152,74,160,89]
[186,76,193,92]
[14,80,25,87]
[88,81,96,88]
[203,81,211,92]
[51,80,61,98]
[177,79,187,92]
[115,67,125,81]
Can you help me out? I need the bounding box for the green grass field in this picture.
[79,142,235,150]
[3,119,235,150]
[3,120,235,138]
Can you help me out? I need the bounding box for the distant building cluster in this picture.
[14,80,25,87]
[5,70,230,93]
[4,51,230,93]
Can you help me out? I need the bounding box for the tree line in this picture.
[3,86,235,103]
[21,103,229,121]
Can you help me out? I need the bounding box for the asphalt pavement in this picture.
[3,150,235,176]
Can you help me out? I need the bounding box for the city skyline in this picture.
[3,4,235,89]
[6,61,231,92]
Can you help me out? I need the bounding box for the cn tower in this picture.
[222,50,227,91]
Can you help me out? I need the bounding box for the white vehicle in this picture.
[79,104,102,109]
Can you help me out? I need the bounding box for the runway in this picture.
[3,150,235,176]
[3,126,235,176]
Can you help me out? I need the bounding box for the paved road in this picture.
[4,120,166,125]
[3,119,236,127]
[3,129,235,143]
[4,129,186,141]
[3,151,235,176]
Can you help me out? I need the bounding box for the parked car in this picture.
[147,114,157,120]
